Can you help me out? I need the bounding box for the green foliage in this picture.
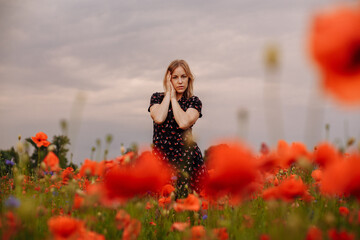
[0,147,19,176]
[51,135,70,168]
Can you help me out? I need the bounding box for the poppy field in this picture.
[2,3,360,240]
[1,135,360,240]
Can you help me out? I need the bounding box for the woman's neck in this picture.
[176,93,183,101]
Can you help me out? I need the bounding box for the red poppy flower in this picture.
[276,140,311,168]
[122,219,141,240]
[320,153,360,199]
[311,169,323,183]
[339,206,350,216]
[158,197,172,208]
[104,151,172,200]
[203,142,259,200]
[262,176,311,202]
[171,222,190,232]
[115,209,131,230]
[73,194,84,210]
[328,229,355,240]
[161,184,175,197]
[43,152,60,172]
[79,159,104,178]
[213,228,229,240]
[309,5,360,104]
[313,142,340,168]
[31,132,51,148]
[191,225,206,240]
[173,194,200,212]
[306,226,322,240]
[48,216,84,240]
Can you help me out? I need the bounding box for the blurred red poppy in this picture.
[320,153,360,199]
[263,176,311,202]
[309,5,360,104]
[191,225,206,240]
[104,151,172,200]
[203,142,259,200]
[328,229,355,240]
[48,216,84,240]
[43,152,60,172]
[313,142,340,168]
[174,194,200,212]
[339,206,350,216]
[171,222,190,232]
[213,228,229,240]
[306,226,322,240]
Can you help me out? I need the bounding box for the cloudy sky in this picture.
[1,0,359,164]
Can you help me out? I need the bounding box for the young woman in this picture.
[148,59,207,198]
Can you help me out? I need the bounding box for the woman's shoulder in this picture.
[151,92,165,99]
[188,95,202,103]
[152,92,165,97]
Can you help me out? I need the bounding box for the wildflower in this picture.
[79,159,102,178]
[115,209,131,230]
[260,234,271,240]
[122,219,141,240]
[203,142,259,200]
[48,215,84,240]
[174,194,200,212]
[171,222,190,231]
[262,176,312,202]
[305,226,322,240]
[31,132,51,148]
[158,197,172,208]
[191,225,206,240]
[5,159,15,166]
[145,201,153,209]
[104,151,172,200]
[161,184,175,197]
[311,169,323,183]
[275,140,311,168]
[309,5,360,104]
[213,228,229,240]
[73,194,84,210]
[43,152,60,172]
[313,142,340,168]
[320,153,360,199]
[4,196,20,209]
[339,206,350,216]
[328,229,355,240]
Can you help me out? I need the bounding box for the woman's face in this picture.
[171,66,188,94]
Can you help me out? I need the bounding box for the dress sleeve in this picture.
[148,92,162,112]
[188,96,203,118]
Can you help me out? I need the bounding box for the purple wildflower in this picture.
[4,195,20,208]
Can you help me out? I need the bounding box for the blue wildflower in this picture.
[202,214,208,220]
[4,195,20,208]
[5,159,15,166]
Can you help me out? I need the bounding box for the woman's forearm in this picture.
[150,93,171,124]
[171,98,197,130]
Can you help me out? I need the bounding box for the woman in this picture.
[148,59,207,198]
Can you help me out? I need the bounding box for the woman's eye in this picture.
[181,75,187,79]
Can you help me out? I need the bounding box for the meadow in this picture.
[2,2,360,240]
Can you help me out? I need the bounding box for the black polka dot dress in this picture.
[148,92,207,198]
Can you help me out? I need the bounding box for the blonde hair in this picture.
[163,59,194,99]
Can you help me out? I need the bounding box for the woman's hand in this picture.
[165,71,172,95]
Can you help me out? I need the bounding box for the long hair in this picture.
[163,59,194,99]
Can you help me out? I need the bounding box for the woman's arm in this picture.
[150,93,171,124]
[171,98,200,130]
[149,71,172,124]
